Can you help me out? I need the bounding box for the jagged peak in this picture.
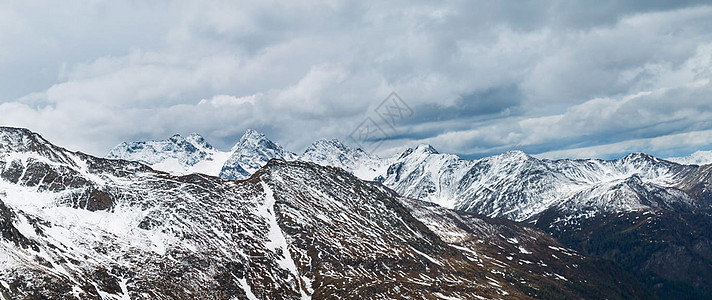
[621,152,655,160]
[414,144,439,154]
[0,126,58,154]
[231,129,274,151]
[166,133,186,144]
[184,133,213,149]
[484,150,531,162]
[502,150,529,158]
[240,129,267,141]
[395,144,438,160]
[618,152,659,164]
[305,139,350,153]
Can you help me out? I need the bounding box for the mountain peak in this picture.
[241,129,267,141]
[185,133,213,150]
[0,127,76,166]
[305,139,349,153]
[167,133,186,144]
[620,152,658,164]
[414,144,439,154]
[0,126,33,135]
[220,129,297,180]
[501,150,529,159]
[231,129,271,151]
[622,152,653,159]
[0,127,34,152]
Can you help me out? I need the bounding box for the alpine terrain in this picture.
[0,127,648,299]
[111,130,712,298]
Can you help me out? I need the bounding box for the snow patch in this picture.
[259,182,310,299]
[238,277,258,300]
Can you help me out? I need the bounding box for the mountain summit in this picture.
[219,129,298,180]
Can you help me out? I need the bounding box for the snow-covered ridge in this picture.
[667,150,712,166]
[109,130,712,222]
[108,130,297,180]
[383,149,699,221]
[300,139,390,180]
[107,133,230,176]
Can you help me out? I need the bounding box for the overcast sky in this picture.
[2,1,712,160]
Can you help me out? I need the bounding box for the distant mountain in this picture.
[0,127,648,299]
[667,150,712,166]
[300,139,389,180]
[109,132,711,222]
[382,149,696,221]
[106,133,227,175]
[108,129,297,180]
[218,129,298,180]
[108,132,712,224]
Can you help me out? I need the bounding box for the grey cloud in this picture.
[1,1,712,159]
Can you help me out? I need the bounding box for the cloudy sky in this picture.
[2,1,712,160]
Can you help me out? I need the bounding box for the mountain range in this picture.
[0,127,652,299]
[108,129,712,298]
[108,130,712,222]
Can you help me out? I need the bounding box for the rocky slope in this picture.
[0,127,649,299]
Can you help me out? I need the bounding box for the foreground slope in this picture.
[0,127,646,299]
[0,128,306,299]
[256,160,649,299]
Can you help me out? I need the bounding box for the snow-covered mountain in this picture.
[0,127,646,299]
[300,139,389,180]
[108,129,297,180]
[218,129,298,180]
[109,132,709,222]
[381,148,699,221]
[667,150,712,166]
[107,133,229,176]
[374,145,712,298]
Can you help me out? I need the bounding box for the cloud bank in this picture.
[1,1,711,160]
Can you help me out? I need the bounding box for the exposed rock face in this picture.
[0,127,647,299]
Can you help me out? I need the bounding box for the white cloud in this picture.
[0,1,711,159]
